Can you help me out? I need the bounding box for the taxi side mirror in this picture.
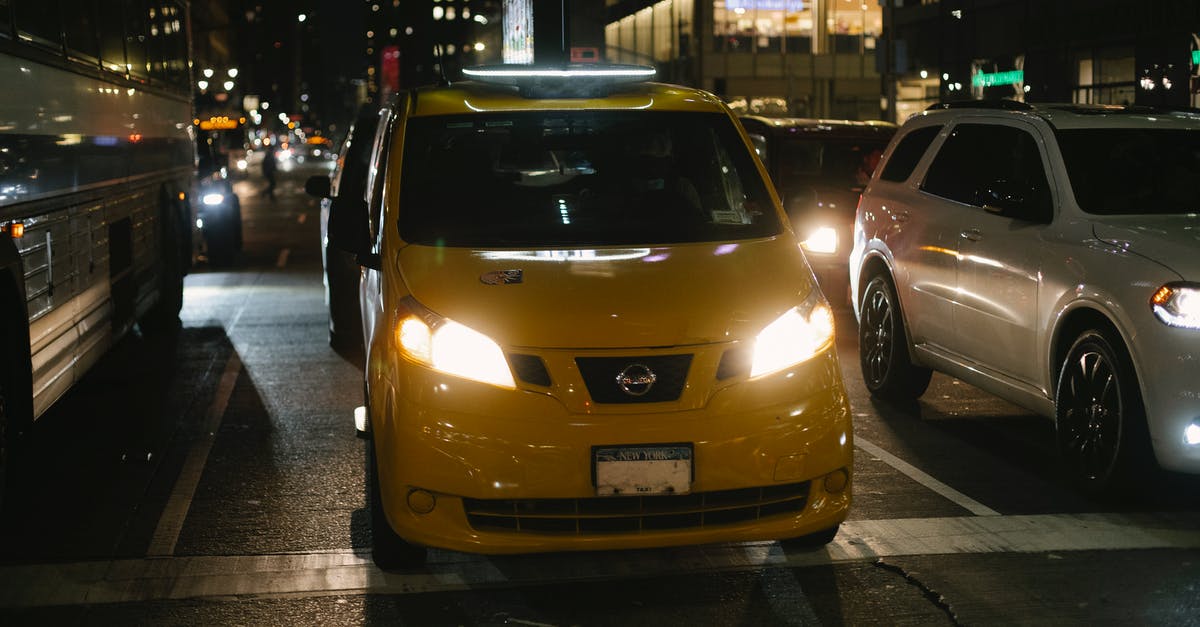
[304,175,331,199]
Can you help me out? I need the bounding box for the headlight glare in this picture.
[801,226,838,254]
[201,192,225,206]
[1151,283,1200,330]
[395,300,515,389]
[750,291,835,377]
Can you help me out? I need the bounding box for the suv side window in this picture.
[879,125,941,182]
[922,123,1052,218]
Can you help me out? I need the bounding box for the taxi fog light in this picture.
[201,192,225,206]
[395,302,515,389]
[1185,422,1200,446]
[750,291,835,378]
[801,226,838,255]
[1151,283,1200,330]
[823,468,849,494]
[407,488,436,514]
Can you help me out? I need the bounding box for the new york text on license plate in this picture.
[594,444,692,496]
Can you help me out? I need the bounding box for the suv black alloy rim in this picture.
[861,285,893,387]
[1059,349,1121,480]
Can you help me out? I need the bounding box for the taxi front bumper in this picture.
[369,349,853,555]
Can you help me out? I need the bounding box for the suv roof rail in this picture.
[926,99,1035,112]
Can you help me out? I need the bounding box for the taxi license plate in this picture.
[593,444,692,496]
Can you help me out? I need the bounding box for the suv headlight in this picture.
[750,289,835,378]
[394,297,516,389]
[1151,282,1200,329]
[800,226,838,255]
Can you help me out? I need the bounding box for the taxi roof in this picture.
[410,80,730,117]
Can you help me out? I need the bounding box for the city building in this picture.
[604,1,886,120]
[882,0,1200,122]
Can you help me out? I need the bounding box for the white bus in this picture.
[0,0,196,498]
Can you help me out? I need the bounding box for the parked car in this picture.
[849,100,1200,495]
[326,65,854,568]
[306,105,386,360]
[740,116,895,306]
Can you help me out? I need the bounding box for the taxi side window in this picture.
[880,125,941,182]
[365,108,393,247]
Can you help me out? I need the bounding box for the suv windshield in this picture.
[398,111,780,246]
[1057,128,1200,215]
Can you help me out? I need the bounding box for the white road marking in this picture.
[3,512,1198,608]
[276,248,290,268]
[145,354,243,557]
[856,436,1001,516]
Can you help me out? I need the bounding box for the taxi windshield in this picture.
[398,111,781,246]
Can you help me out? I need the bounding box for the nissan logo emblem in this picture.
[615,364,657,397]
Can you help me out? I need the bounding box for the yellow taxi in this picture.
[329,65,853,567]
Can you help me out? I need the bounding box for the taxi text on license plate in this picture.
[593,444,692,496]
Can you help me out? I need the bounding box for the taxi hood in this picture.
[395,238,818,349]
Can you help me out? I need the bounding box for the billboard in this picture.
[503,0,533,64]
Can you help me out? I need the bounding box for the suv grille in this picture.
[464,482,809,534]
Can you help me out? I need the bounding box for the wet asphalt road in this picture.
[1,163,1199,626]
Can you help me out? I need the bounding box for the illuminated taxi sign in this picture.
[196,115,243,130]
[462,64,656,98]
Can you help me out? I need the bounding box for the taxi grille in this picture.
[463,482,809,534]
[575,354,692,403]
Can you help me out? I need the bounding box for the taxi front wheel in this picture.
[368,443,427,569]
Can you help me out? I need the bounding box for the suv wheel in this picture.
[1054,329,1151,496]
[858,273,932,401]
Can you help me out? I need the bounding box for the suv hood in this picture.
[396,239,817,349]
[1092,216,1200,279]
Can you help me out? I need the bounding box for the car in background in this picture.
[850,101,1200,495]
[194,126,243,267]
[740,116,895,306]
[325,66,854,568]
[305,104,385,360]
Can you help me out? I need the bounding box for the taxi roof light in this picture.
[461,64,656,99]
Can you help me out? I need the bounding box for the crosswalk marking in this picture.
[2,511,1198,608]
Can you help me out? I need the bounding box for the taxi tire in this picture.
[368,442,427,569]
[1054,328,1152,497]
[858,273,932,401]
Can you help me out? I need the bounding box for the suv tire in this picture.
[858,273,932,401]
[1054,328,1151,496]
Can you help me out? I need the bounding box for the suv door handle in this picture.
[960,229,982,242]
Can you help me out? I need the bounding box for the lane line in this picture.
[276,247,290,268]
[3,511,1198,608]
[145,354,243,557]
[855,436,1001,517]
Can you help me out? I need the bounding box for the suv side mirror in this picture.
[327,196,377,268]
[305,175,331,199]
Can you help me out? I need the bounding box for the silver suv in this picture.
[850,101,1200,494]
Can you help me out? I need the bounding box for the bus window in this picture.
[13,0,61,50]
[98,2,126,74]
[123,0,149,79]
[62,0,100,63]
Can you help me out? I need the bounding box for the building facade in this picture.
[605,0,886,120]
[882,0,1200,122]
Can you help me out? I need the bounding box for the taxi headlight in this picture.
[801,226,838,255]
[750,290,835,378]
[1151,283,1200,330]
[201,192,225,206]
[395,299,515,389]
